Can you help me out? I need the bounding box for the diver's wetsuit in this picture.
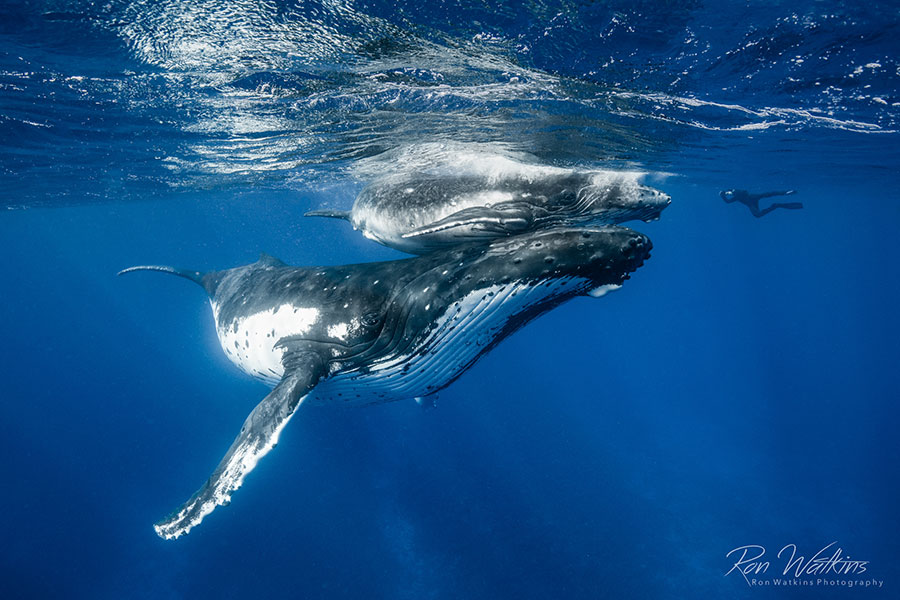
[720,189,802,218]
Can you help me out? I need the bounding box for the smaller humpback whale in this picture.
[307,170,670,254]
[120,227,651,539]
[720,189,802,218]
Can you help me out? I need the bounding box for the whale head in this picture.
[569,172,671,224]
[464,225,651,293]
[615,183,671,222]
[351,225,653,403]
[412,226,652,323]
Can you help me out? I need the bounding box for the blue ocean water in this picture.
[2,1,899,598]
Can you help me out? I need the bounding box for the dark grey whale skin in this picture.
[307,172,670,254]
[120,226,651,540]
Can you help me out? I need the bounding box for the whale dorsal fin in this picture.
[153,350,326,539]
[257,252,286,267]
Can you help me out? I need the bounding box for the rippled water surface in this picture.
[3,0,898,205]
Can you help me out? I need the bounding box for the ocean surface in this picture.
[2,1,899,598]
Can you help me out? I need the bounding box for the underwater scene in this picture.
[1,1,898,598]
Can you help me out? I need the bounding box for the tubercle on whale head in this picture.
[567,227,652,288]
[465,226,652,289]
[579,181,671,215]
[639,185,671,210]
[634,188,671,223]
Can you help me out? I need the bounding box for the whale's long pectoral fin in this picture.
[401,204,533,239]
[154,352,326,540]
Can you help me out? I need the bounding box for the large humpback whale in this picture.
[307,170,670,254]
[120,226,651,539]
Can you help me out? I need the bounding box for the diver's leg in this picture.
[756,190,796,200]
[757,202,802,217]
[746,200,764,217]
[753,204,774,217]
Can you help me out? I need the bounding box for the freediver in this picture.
[720,189,802,218]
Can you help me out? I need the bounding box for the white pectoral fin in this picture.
[154,352,325,540]
[401,213,479,238]
[402,205,532,239]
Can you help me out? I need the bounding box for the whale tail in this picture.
[304,209,351,221]
[118,265,220,295]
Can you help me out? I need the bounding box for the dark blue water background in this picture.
[1,1,898,598]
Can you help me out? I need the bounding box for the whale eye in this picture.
[361,311,381,328]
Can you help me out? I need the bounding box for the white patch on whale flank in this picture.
[328,322,349,340]
[214,301,319,384]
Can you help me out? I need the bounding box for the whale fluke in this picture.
[304,209,351,221]
[118,265,204,283]
[118,265,219,295]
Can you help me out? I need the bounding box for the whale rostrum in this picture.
[120,226,651,539]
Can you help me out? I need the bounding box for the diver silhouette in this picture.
[720,189,802,218]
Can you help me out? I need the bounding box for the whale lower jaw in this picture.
[308,277,590,406]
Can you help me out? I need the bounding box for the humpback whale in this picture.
[120,226,651,539]
[306,170,670,254]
